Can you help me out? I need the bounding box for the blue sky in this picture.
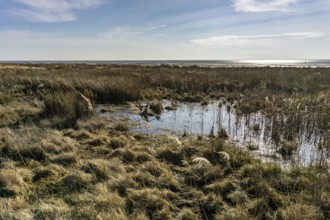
[0,0,329,60]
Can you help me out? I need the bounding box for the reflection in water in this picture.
[97,100,327,167]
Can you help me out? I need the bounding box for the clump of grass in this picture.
[182,94,204,102]
[135,152,152,163]
[0,203,34,220]
[206,179,237,196]
[201,99,209,106]
[42,90,93,128]
[0,128,48,162]
[126,188,174,219]
[111,148,136,163]
[77,116,105,132]
[109,137,127,149]
[0,164,32,197]
[89,137,107,147]
[176,208,199,220]
[61,174,89,192]
[64,129,91,140]
[277,140,299,158]
[225,190,249,206]
[82,158,126,182]
[107,175,138,197]
[32,198,70,220]
[48,173,91,194]
[0,187,16,198]
[226,146,254,169]
[142,161,167,178]
[114,122,130,132]
[42,91,89,118]
[0,101,41,127]
[218,128,229,139]
[92,77,142,103]
[133,133,146,140]
[239,100,265,114]
[157,170,181,191]
[180,145,199,158]
[2,145,47,162]
[133,171,157,187]
[65,184,127,219]
[32,169,54,182]
[0,91,12,105]
[277,204,324,220]
[82,161,108,181]
[216,206,251,220]
[51,153,77,166]
[253,124,260,131]
[39,130,76,154]
[156,148,183,166]
[149,100,164,115]
[247,143,259,151]
[200,193,225,219]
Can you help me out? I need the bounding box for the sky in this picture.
[0,0,329,60]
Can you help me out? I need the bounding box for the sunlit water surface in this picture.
[97,100,328,168]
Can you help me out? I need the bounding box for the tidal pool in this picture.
[97,100,328,167]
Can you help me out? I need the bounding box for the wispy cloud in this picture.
[99,27,131,38]
[0,29,329,60]
[232,0,299,12]
[191,32,326,46]
[144,24,167,32]
[6,0,104,22]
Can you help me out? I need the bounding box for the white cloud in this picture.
[191,32,326,46]
[6,0,104,22]
[144,24,167,32]
[192,35,271,46]
[232,0,299,12]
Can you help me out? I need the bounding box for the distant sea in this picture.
[1,60,330,68]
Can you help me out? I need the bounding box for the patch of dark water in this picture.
[96,100,328,168]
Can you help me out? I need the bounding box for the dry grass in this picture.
[0,64,329,219]
[277,204,324,220]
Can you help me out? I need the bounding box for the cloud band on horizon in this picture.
[191,32,326,46]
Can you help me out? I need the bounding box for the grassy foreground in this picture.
[0,64,329,220]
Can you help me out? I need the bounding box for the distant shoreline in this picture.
[1,59,330,68]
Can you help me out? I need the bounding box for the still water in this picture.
[97,100,328,167]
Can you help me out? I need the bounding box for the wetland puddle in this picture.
[97,100,328,167]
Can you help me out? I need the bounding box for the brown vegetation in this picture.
[0,64,329,219]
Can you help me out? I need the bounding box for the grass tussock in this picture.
[42,91,93,128]
[0,119,328,219]
[51,153,77,166]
